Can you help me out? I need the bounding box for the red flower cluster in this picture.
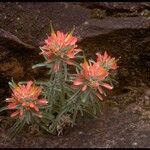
[6,81,48,118]
[96,51,118,70]
[73,52,118,100]
[40,30,81,72]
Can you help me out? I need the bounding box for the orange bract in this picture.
[96,51,118,70]
[6,81,48,118]
[81,61,109,81]
[40,31,81,60]
[73,59,113,100]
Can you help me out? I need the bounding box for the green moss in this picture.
[91,9,106,19]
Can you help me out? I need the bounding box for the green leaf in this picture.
[81,90,90,103]
[69,25,75,35]
[63,63,68,81]
[47,68,53,75]
[71,60,82,70]
[75,67,80,74]
[18,81,28,85]
[42,54,49,61]
[40,124,55,134]
[8,119,26,139]
[60,47,72,52]
[72,109,78,126]
[72,101,80,126]
[34,81,48,86]
[39,105,52,109]
[41,118,51,126]
[8,78,17,89]
[76,56,84,59]
[78,106,84,116]
[26,111,32,124]
[41,112,55,121]
[32,63,49,69]
[83,109,97,118]
[0,106,8,113]
[89,93,98,115]
[50,21,55,34]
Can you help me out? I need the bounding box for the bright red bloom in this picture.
[40,30,82,72]
[96,51,118,70]
[6,81,48,118]
[73,59,113,100]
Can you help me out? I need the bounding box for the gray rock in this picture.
[0,28,35,50]
[0,2,91,47]
[80,2,150,11]
[75,17,150,40]
[0,57,24,80]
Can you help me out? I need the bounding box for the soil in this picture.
[0,2,150,148]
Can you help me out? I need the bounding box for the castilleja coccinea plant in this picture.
[0,24,119,138]
[36,24,82,73]
[6,80,48,119]
[73,59,112,101]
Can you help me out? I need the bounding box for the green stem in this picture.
[55,89,81,121]
[60,83,65,106]
[72,100,80,126]
[63,62,68,81]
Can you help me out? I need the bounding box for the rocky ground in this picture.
[0,2,150,148]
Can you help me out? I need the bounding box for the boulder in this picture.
[74,17,150,40]
[79,2,150,11]
[0,2,91,47]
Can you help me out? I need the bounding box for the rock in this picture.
[0,57,24,80]
[0,28,36,50]
[0,27,44,84]
[143,88,150,107]
[132,142,138,146]
[144,88,150,96]
[0,28,41,86]
[1,2,149,45]
[0,89,6,99]
[0,46,10,61]
[0,2,91,47]
[119,68,129,77]
[74,17,150,40]
[141,9,150,17]
[80,2,150,11]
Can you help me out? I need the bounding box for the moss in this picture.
[91,9,106,19]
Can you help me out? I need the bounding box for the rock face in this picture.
[79,2,150,11]
[0,2,91,47]
[0,28,41,83]
[0,28,35,50]
[74,17,150,39]
[0,2,149,44]
[0,57,24,80]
